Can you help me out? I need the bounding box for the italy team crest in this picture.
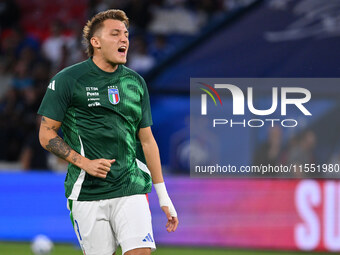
[108,87,120,105]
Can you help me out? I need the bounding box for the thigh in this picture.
[124,248,151,255]
[111,194,156,255]
[69,199,117,255]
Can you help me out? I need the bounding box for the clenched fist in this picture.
[82,158,115,178]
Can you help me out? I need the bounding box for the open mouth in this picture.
[118,46,127,55]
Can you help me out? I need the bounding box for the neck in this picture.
[92,55,118,72]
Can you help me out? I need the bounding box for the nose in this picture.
[120,34,128,43]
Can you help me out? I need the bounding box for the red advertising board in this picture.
[150,178,340,252]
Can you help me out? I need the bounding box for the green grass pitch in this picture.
[0,242,333,255]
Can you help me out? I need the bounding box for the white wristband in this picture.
[154,182,177,217]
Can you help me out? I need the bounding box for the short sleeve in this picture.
[37,73,73,122]
[139,78,153,128]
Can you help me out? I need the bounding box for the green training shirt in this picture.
[38,58,153,201]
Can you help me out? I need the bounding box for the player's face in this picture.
[96,19,129,65]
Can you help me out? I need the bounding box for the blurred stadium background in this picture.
[0,0,340,254]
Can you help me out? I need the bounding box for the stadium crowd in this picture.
[0,0,242,170]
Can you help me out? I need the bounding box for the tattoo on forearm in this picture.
[72,153,80,164]
[46,136,71,160]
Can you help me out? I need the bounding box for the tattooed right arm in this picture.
[39,116,85,169]
[38,116,114,178]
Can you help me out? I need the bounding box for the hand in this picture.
[83,158,115,178]
[161,206,179,232]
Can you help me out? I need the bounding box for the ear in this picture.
[90,36,101,50]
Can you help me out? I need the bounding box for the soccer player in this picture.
[38,9,178,255]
